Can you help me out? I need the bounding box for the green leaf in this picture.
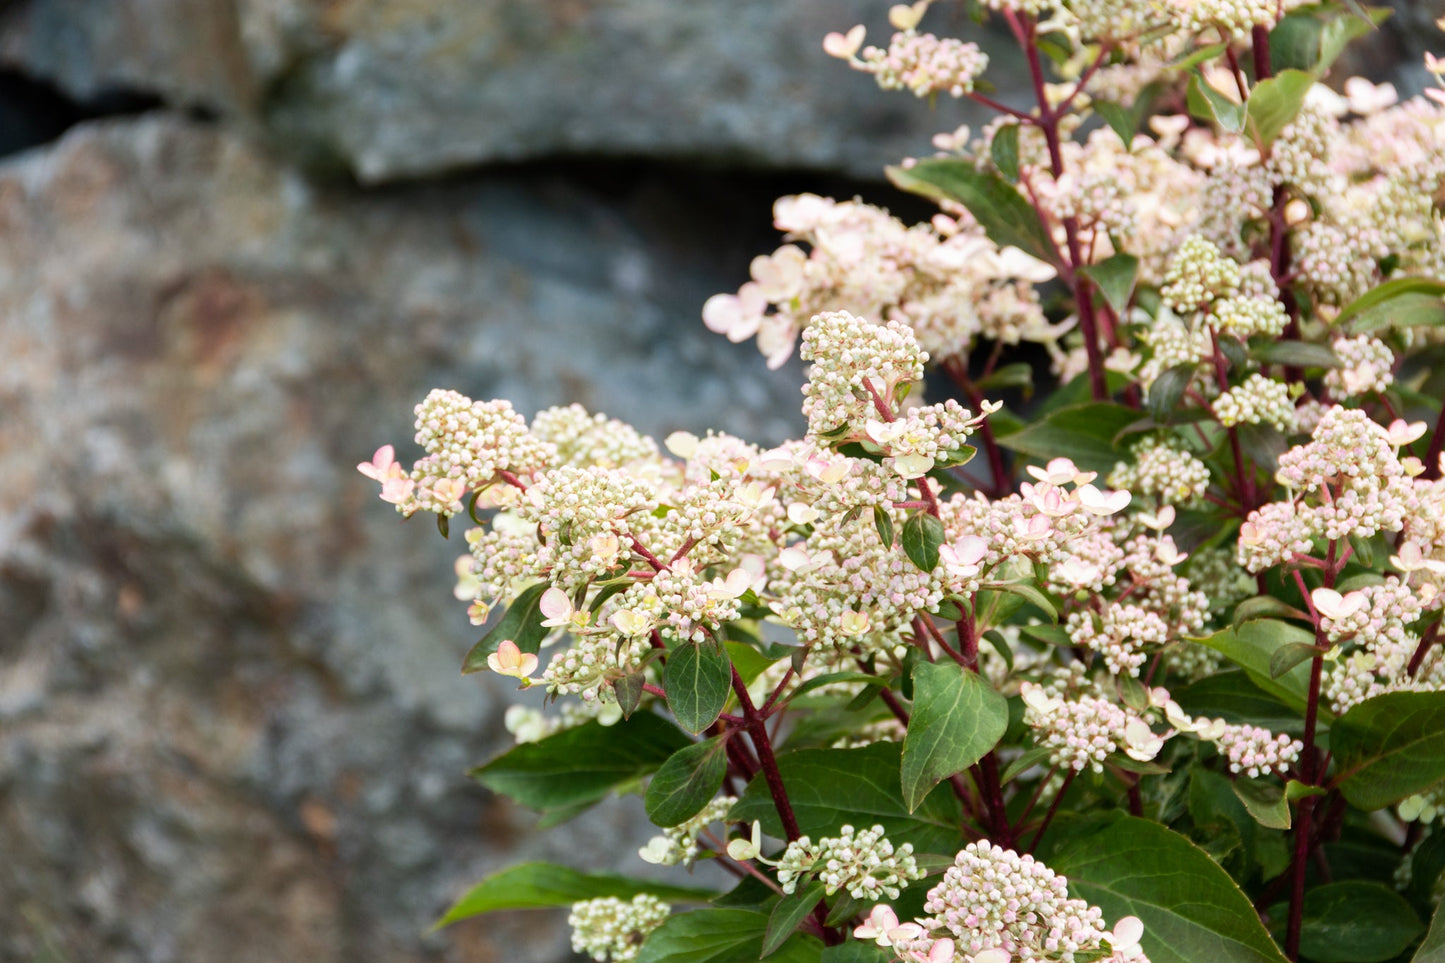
[1080,253,1140,318]
[1147,363,1195,423]
[1292,881,1423,963]
[1332,690,1445,810]
[1415,891,1445,962]
[996,402,1139,474]
[990,122,1020,181]
[1051,814,1289,963]
[472,714,688,812]
[645,737,729,827]
[1319,6,1391,72]
[822,944,893,963]
[988,581,1058,623]
[1232,595,1309,627]
[790,671,887,700]
[434,862,718,927]
[1231,778,1291,830]
[637,908,822,963]
[1187,72,1245,133]
[1269,641,1319,679]
[886,160,1055,265]
[615,671,646,720]
[1246,70,1314,147]
[665,639,733,734]
[1170,42,1229,70]
[901,662,1009,812]
[976,362,1034,395]
[1173,672,1304,736]
[1193,620,1325,720]
[1250,340,1342,369]
[873,505,895,549]
[462,582,550,673]
[730,743,963,854]
[1336,277,1445,333]
[901,512,945,573]
[763,881,825,958]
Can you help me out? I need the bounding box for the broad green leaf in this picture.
[615,671,646,719]
[988,581,1058,623]
[472,714,688,812]
[1246,70,1314,147]
[822,943,893,963]
[730,743,963,854]
[1173,672,1304,735]
[725,640,777,688]
[1336,277,1445,332]
[1332,690,1445,810]
[902,512,945,573]
[873,505,895,549]
[976,362,1034,394]
[1232,596,1309,628]
[1271,5,1388,75]
[1250,340,1341,368]
[1187,72,1245,133]
[462,582,550,672]
[636,908,822,963]
[1051,815,1289,963]
[1319,5,1391,71]
[665,639,732,734]
[1352,292,1445,334]
[886,160,1055,265]
[1231,778,1291,830]
[990,122,1020,181]
[764,881,825,958]
[435,862,718,927]
[1080,253,1140,317]
[996,402,1139,474]
[1193,620,1325,720]
[1169,42,1229,70]
[1268,641,1319,679]
[1415,888,1445,962]
[1147,363,1194,423]
[645,737,729,827]
[790,671,887,700]
[901,662,1008,812]
[1292,881,1422,963]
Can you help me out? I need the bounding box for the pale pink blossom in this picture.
[487,640,538,679]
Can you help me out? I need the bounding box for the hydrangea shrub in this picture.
[364,3,1445,961]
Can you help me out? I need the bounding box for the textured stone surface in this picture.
[0,0,1022,183]
[0,115,795,962]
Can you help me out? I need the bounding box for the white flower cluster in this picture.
[1212,295,1290,340]
[1163,0,1284,37]
[1160,236,1240,315]
[531,403,658,469]
[1109,436,1211,506]
[568,894,670,963]
[703,192,1056,368]
[1240,407,1414,572]
[1212,722,1303,778]
[1324,335,1395,399]
[800,311,927,438]
[1214,373,1297,431]
[858,29,990,99]
[403,390,556,515]
[906,841,1150,962]
[775,824,923,901]
[637,795,738,866]
[1021,670,1166,773]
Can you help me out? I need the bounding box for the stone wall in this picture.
[0,1,1438,961]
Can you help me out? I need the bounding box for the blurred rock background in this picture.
[0,2,1436,961]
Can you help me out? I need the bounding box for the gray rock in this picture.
[0,115,794,962]
[0,0,1018,182]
